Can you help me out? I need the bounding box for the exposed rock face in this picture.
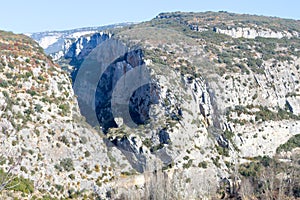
[109,135,147,173]
[158,129,170,144]
[70,38,159,132]
[213,27,299,39]
[94,48,159,132]
[27,23,131,56]
[64,32,111,88]
[61,16,300,197]
[65,32,111,62]
[0,31,132,199]
[2,11,300,199]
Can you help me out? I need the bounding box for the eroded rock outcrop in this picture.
[7,11,300,199]
[213,26,299,39]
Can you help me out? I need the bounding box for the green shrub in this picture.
[59,158,74,172]
[84,151,91,157]
[59,135,69,146]
[0,80,8,88]
[25,71,33,78]
[26,89,37,96]
[142,138,152,148]
[68,174,75,180]
[55,184,64,192]
[7,63,14,69]
[216,145,230,157]
[20,166,27,173]
[38,75,45,81]
[67,188,81,199]
[224,130,234,140]
[211,156,221,168]
[258,155,272,167]
[121,171,132,176]
[59,104,70,116]
[183,159,193,169]
[239,162,260,177]
[2,90,9,98]
[183,156,189,160]
[185,178,191,183]
[34,104,43,112]
[0,169,34,194]
[276,134,300,153]
[198,161,208,168]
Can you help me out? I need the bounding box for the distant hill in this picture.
[26,23,133,55]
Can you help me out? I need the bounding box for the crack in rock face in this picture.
[73,39,159,132]
[72,39,160,172]
[94,49,159,132]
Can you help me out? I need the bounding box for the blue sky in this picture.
[1,0,299,33]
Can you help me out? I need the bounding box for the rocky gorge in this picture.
[0,11,299,199]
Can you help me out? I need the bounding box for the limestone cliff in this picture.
[213,26,299,39]
[59,11,300,199]
[1,11,299,199]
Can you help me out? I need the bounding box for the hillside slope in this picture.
[0,31,134,199]
[0,11,299,199]
[59,11,300,199]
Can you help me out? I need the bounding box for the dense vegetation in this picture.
[237,156,300,199]
[277,134,300,153]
